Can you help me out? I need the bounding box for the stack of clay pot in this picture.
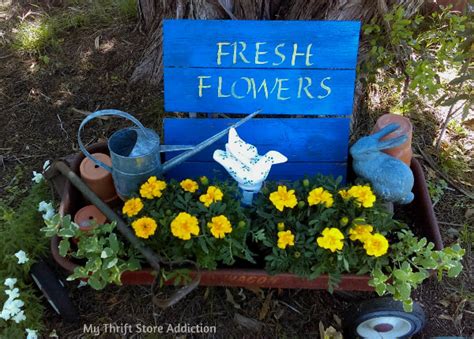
[79,153,117,202]
[74,153,117,233]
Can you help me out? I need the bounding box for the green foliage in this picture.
[427,178,448,205]
[0,181,51,337]
[362,5,473,119]
[125,179,255,271]
[252,176,400,280]
[369,230,465,311]
[12,0,137,54]
[41,215,141,290]
[251,176,465,310]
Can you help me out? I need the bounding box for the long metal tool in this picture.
[49,161,200,308]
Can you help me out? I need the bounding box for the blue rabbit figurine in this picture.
[350,123,414,204]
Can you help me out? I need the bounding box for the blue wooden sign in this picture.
[163,117,350,182]
[163,20,360,115]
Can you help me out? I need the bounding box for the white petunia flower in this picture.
[1,297,24,320]
[14,250,29,264]
[38,201,55,221]
[12,309,26,323]
[26,328,38,339]
[4,278,17,289]
[5,287,20,300]
[31,171,44,184]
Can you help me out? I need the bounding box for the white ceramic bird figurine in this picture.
[213,128,287,195]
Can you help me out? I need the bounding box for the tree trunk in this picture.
[131,0,424,86]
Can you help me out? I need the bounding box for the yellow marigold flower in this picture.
[317,227,344,252]
[140,176,167,199]
[199,186,224,207]
[180,179,199,193]
[207,215,232,239]
[277,230,295,249]
[269,185,298,212]
[170,212,200,240]
[131,217,157,239]
[364,233,389,257]
[122,197,143,217]
[349,224,373,243]
[307,187,334,208]
[277,222,285,231]
[347,185,376,208]
[338,189,351,200]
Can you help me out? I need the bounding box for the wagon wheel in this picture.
[29,261,79,323]
[343,297,426,338]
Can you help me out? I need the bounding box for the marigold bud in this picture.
[298,201,306,209]
[238,220,246,228]
[200,176,209,186]
[339,216,349,226]
[165,209,172,216]
[302,179,310,187]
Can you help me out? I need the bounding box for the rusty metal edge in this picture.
[51,143,442,290]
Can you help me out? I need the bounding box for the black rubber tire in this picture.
[343,297,426,339]
[29,261,79,323]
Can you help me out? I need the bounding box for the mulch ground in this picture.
[0,4,472,338]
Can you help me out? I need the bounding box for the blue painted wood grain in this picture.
[163,161,347,183]
[163,20,360,69]
[164,68,355,115]
[163,118,350,162]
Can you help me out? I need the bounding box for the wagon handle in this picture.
[49,161,201,307]
[77,109,149,173]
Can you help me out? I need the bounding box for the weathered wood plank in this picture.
[164,161,347,183]
[164,68,355,115]
[163,20,360,69]
[164,118,350,162]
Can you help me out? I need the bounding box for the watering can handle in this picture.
[77,109,149,173]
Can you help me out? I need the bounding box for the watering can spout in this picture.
[161,110,260,173]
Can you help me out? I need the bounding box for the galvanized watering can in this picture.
[78,109,258,199]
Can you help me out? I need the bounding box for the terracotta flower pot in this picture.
[372,114,413,166]
[74,205,107,232]
[79,153,117,203]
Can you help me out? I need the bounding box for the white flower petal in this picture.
[43,160,51,170]
[31,171,44,184]
[26,328,38,339]
[12,310,26,323]
[5,288,20,299]
[4,278,17,289]
[77,280,87,288]
[14,250,29,264]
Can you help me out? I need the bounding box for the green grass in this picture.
[12,0,137,54]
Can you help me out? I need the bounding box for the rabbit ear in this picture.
[378,135,408,150]
[372,123,401,139]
